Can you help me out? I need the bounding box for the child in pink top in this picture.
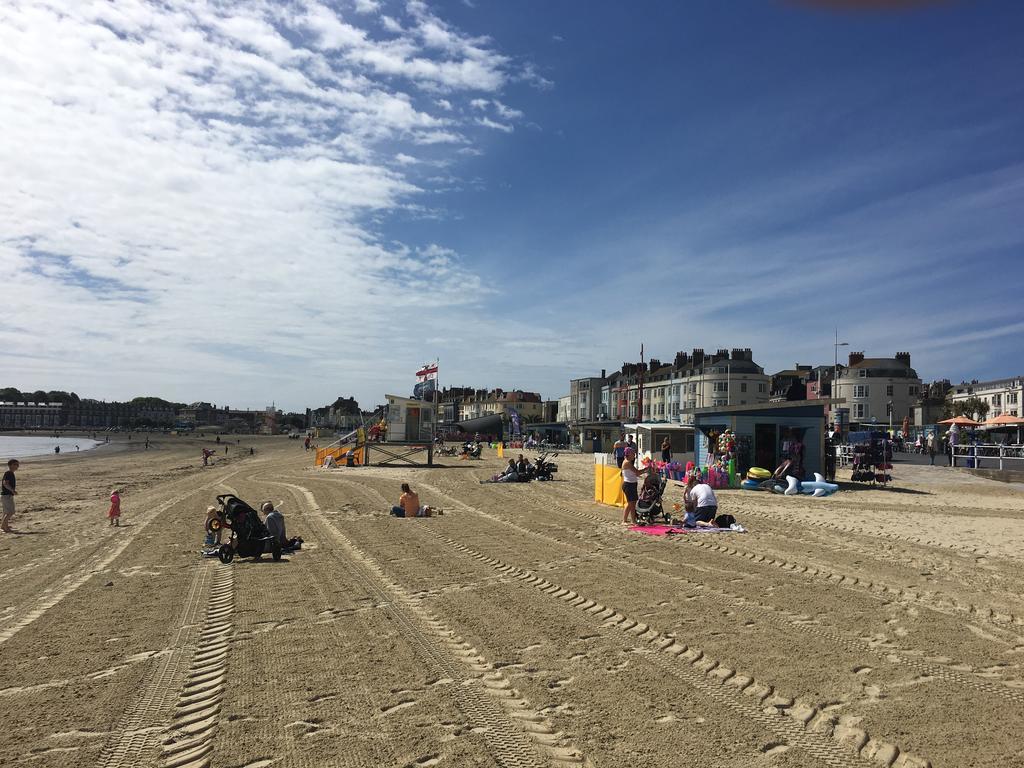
[108,489,122,527]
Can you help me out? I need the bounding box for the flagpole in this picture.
[433,358,439,444]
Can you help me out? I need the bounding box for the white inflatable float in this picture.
[783,473,838,497]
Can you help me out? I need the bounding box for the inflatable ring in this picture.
[747,467,771,480]
[741,479,760,490]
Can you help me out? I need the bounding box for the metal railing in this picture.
[951,443,1024,470]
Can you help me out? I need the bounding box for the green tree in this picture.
[0,387,23,402]
[945,396,989,422]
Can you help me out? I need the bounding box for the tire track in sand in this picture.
[523,488,1024,631]
[161,564,234,768]
[266,479,592,768]
[0,470,242,646]
[97,560,215,768]
[412,481,1024,703]
[417,526,932,768]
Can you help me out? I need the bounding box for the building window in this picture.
[1007,393,1017,404]
[858,369,867,378]
[854,404,866,419]
[909,385,919,397]
[712,399,728,407]
[713,381,728,392]
[854,385,869,398]
[886,385,894,397]
[758,383,766,393]
[740,383,747,393]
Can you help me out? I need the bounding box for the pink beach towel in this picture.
[629,524,736,536]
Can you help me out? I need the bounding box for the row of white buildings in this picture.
[561,348,928,431]
[947,377,1023,419]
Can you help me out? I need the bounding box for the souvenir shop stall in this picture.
[846,430,893,486]
[692,401,828,487]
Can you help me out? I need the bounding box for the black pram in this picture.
[211,494,282,564]
[635,474,669,526]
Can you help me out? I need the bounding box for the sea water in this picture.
[0,436,101,459]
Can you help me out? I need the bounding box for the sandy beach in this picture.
[1,438,1023,768]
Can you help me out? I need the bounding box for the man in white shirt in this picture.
[682,473,718,527]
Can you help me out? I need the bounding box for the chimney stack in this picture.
[692,348,705,367]
[848,351,864,367]
[895,352,911,367]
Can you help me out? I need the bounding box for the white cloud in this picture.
[0,0,539,409]
[476,116,514,133]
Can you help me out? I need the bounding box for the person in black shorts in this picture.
[2,459,19,533]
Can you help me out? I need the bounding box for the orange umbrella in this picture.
[983,414,1024,426]
[937,416,982,427]
[937,417,978,430]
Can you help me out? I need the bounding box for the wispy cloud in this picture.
[0,0,542,407]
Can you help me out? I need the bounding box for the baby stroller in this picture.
[635,474,670,526]
[210,494,282,564]
[533,452,558,481]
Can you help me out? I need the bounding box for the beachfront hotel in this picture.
[948,376,1024,419]
[831,352,922,429]
[573,348,772,427]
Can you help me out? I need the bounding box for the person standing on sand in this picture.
[660,436,672,464]
[927,432,936,465]
[108,488,122,527]
[620,448,650,525]
[612,435,626,468]
[1,459,18,533]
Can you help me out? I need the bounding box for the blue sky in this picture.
[1,0,1022,410]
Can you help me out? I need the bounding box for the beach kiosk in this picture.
[623,423,695,463]
[692,400,827,477]
[363,394,435,466]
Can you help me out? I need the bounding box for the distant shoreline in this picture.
[0,433,140,463]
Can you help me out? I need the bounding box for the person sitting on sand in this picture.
[515,454,532,477]
[261,501,303,549]
[682,472,718,528]
[205,505,224,547]
[495,459,519,483]
[389,483,443,517]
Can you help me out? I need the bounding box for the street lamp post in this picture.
[833,329,849,425]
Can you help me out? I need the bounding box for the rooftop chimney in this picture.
[849,351,865,366]
[895,352,911,367]
[600,369,606,379]
[692,348,705,366]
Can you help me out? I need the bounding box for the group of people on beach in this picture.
[612,434,722,528]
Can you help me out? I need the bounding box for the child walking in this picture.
[108,488,122,526]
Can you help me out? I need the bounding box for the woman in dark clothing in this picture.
[660,436,672,464]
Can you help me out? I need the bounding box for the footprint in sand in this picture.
[413,755,441,766]
[381,700,417,715]
[761,741,790,756]
[307,692,339,703]
[852,665,873,675]
[548,676,573,691]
